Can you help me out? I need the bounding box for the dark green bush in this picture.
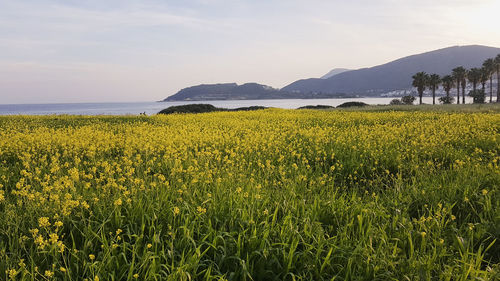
[297,105,335,110]
[337,101,368,108]
[438,96,455,104]
[158,104,268,114]
[390,99,403,105]
[401,95,416,105]
[230,106,267,111]
[469,90,485,104]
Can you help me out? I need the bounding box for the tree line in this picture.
[411,54,500,105]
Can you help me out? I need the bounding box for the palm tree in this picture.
[452,67,466,104]
[495,54,500,102]
[461,70,468,104]
[428,74,441,105]
[480,67,489,94]
[468,68,485,103]
[483,58,495,103]
[441,75,454,98]
[412,72,428,105]
[468,68,482,93]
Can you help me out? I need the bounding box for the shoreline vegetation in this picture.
[157,102,500,115]
[0,106,498,280]
[157,102,368,115]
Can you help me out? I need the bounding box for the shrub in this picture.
[158,104,220,114]
[390,99,403,105]
[230,106,267,111]
[468,90,485,104]
[337,101,368,108]
[401,95,416,105]
[297,105,335,110]
[159,104,268,114]
[438,96,454,104]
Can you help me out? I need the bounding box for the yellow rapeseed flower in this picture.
[114,198,122,206]
[38,217,50,228]
[45,270,54,278]
[197,206,207,214]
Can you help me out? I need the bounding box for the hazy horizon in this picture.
[1,0,500,104]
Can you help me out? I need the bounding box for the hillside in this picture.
[164,83,288,101]
[282,45,500,96]
[320,68,351,79]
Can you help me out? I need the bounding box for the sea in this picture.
[0,97,475,116]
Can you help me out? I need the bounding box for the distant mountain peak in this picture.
[320,68,351,79]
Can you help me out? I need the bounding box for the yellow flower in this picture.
[45,270,54,278]
[60,267,67,273]
[49,233,59,244]
[173,206,180,215]
[89,254,95,260]
[7,268,17,279]
[133,274,139,278]
[54,221,63,227]
[35,235,46,248]
[114,198,122,206]
[481,189,488,195]
[38,217,51,228]
[147,243,152,249]
[197,206,207,214]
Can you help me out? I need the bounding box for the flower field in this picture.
[0,109,499,280]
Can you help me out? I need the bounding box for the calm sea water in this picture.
[0,97,475,116]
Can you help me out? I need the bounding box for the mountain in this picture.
[164,83,291,101]
[282,45,500,96]
[320,68,351,79]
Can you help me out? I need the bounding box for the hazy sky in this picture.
[1,0,499,104]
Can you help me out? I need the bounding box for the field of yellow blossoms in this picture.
[0,109,499,280]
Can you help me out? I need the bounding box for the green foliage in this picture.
[297,105,335,110]
[401,95,416,105]
[428,74,441,88]
[469,89,486,104]
[158,104,220,114]
[389,99,403,105]
[336,101,368,108]
[438,96,455,104]
[230,106,267,111]
[158,104,267,115]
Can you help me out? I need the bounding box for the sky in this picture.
[1,0,499,104]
